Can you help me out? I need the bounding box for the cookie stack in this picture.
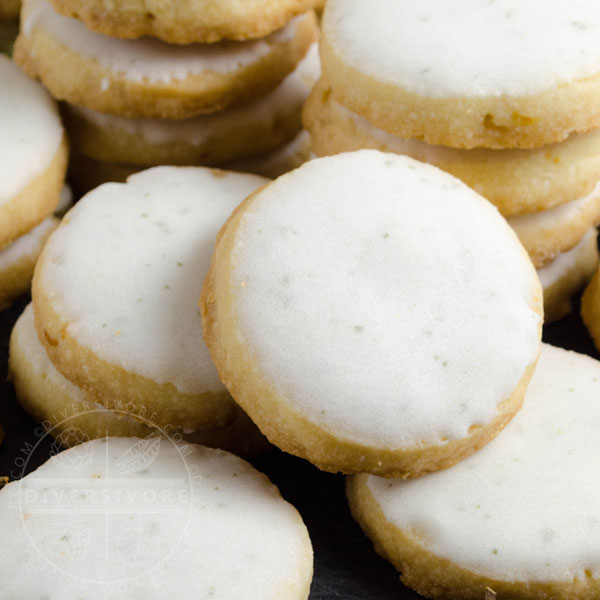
[14,0,321,192]
[304,0,600,322]
[0,55,67,310]
[10,166,271,456]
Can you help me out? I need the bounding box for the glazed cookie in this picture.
[63,43,320,167]
[201,151,543,477]
[507,183,600,268]
[0,216,58,310]
[49,0,320,44]
[540,229,598,323]
[348,344,600,600]
[321,0,600,149]
[0,438,312,598]
[33,166,268,431]
[226,130,314,179]
[9,303,269,456]
[305,83,600,217]
[0,54,66,249]
[16,0,318,119]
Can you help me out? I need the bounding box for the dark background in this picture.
[0,293,596,599]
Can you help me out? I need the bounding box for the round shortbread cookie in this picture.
[225,130,314,179]
[48,0,320,44]
[33,166,269,431]
[508,183,600,268]
[9,303,269,456]
[321,0,600,149]
[347,343,600,600]
[540,228,599,323]
[63,43,320,167]
[201,151,543,477]
[0,54,67,249]
[0,216,58,310]
[15,0,317,120]
[0,0,20,21]
[0,437,312,599]
[304,82,600,217]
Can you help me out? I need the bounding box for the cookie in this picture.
[10,303,269,456]
[0,54,67,249]
[49,0,320,44]
[63,43,320,167]
[201,151,543,477]
[321,0,600,149]
[33,166,268,431]
[15,0,318,119]
[225,130,314,179]
[348,343,600,600]
[0,437,312,598]
[540,228,598,323]
[304,82,600,217]
[0,216,58,310]
[0,0,20,21]
[507,183,600,268]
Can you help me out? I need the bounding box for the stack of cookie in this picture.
[0,55,67,310]
[10,166,271,457]
[14,0,321,193]
[304,0,600,322]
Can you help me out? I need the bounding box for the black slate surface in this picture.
[0,292,595,599]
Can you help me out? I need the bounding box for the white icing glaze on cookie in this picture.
[538,228,598,289]
[0,216,57,269]
[323,0,600,97]
[69,43,320,145]
[365,343,600,581]
[0,55,63,203]
[231,151,541,448]
[37,167,267,394]
[23,0,309,83]
[507,182,600,237]
[0,438,312,598]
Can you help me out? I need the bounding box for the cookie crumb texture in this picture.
[202,151,542,476]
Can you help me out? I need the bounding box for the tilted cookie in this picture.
[0,54,66,249]
[33,166,268,431]
[15,0,317,119]
[0,437,312,599]
[540,229,598,323]
[9,303,269,456]
[304,82,600,217]
[49,0,320,44]
[321,0,600,149]
[507,183,600,268]
[0,216,58,310]
[201,151,543,477]
[63,43,320,167]
[348,344,600,600]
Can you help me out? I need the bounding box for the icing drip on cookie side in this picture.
[0,55,63,203]
[23,0,308,83]
[324,0,600,97]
